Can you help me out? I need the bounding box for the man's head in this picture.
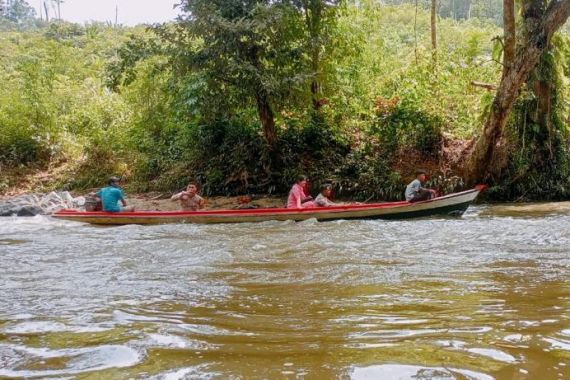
[186,183,198,195]
[321,184,333,197]
[108,176,121,187]
[296,175,308,187]
[415,169,427,182]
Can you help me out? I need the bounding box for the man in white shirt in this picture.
[405,170,436,202]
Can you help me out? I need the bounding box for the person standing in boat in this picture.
[287,175,315,208]
[96,176,135,212]
[171,183,205,211]
[405,170,437,203]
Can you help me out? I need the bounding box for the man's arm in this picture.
[171,191,185,201]
[119,189,127,207]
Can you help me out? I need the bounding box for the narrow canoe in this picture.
[52,187,483,225]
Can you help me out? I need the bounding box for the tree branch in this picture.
[544,0,570,37]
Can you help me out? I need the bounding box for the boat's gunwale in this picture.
[54,188,480,218]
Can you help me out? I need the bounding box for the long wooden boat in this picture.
[52,187,483,225]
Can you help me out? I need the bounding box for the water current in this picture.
[0,205,569,379]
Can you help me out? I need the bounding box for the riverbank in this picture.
[0,191,286,213]
[0,165,285,209]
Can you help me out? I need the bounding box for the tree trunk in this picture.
[533,72,554,158]
[503,0,516,78]
[311,78,321,110]
[467,0,570,184]
[534,79,552,128]
[311,47,322,110]
[304,1,324,111]
[43,1,49,22]
[255,89,277,148]
[431,0,437,52]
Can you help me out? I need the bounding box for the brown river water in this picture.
[0,204,569,379]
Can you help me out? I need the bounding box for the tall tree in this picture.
[1,0,36,24]
[467,0,570,183]
[51,0,61,20]
[172,0,304,148]
[293,0,341,111]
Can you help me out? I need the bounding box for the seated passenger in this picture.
[405,170,437,203]
[96,176,135,212]
[287,175,315,208]
[171,183,205,211]
[314,184,337,207]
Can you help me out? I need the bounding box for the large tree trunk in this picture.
[248,46,278,148]
[467,0,570,184]
[255,89,277,148]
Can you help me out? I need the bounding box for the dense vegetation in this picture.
[1,0,570,200]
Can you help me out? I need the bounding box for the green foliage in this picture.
[490,35,570,201]
[168,0,306,112]
[0,26,131,173]
[0,124,45,165]
[371,97,443,156]
[382,0,504,25]
[5,1,568,203]
[106,31,162,90]
[0,0,40,30]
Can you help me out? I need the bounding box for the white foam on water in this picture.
[350,364,495,380]
[148,365,216,380]
[543,337,570,351]
[0,344,141,377]
[466,348,518,363]
[3,320,108,334]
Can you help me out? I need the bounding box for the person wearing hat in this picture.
[95,176,135,212]
[405,170,437,203]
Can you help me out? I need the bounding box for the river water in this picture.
[0,205,569,379]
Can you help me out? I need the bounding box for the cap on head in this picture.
[108,176,121,185]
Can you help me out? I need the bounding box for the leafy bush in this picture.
[0,125,46,165]
[371,96,443,156]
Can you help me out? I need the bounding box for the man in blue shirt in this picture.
[96,177,135,212]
